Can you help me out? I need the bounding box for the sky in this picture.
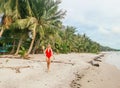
[59,0,120,49]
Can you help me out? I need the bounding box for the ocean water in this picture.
[105,52,120,70]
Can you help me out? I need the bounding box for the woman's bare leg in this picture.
[47,58,51,71]
[46,57,51,72]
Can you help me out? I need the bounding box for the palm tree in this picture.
[25,0,65,55]
[0,0,15,37]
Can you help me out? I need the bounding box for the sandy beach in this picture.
[0,53,120,88]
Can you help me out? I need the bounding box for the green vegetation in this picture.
[100,46,119,51]
[0,0,117,56]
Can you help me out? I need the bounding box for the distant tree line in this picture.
[100,46,119,51]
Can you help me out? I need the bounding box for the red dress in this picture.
[45,48,52,59]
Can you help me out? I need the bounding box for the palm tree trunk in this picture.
[26,24,36,55]
[0,27,4,37]
[10,40,16,54]
[14,36,23,55]
[32,38,40,54]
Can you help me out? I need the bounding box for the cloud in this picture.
[60,0,120,49]
[98,25,120,35]
[111,26,120,34]
[98,26,110,35]
[60,0,120,28]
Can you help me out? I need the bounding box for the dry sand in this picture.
[0,53,120,88]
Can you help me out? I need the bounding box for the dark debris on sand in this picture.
[70,72,84,88]
[88,54,105,67]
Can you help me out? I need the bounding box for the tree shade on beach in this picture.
[0,0,117,56]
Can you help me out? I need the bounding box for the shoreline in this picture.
[70,52,120,88]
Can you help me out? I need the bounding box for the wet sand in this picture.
[70,52,120,88]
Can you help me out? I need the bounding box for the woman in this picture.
[44,44,53,72]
